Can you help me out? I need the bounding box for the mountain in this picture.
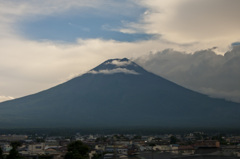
[0,58,239,128]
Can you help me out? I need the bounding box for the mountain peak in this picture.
[0,57,240,128]
[104,58,133,67]
[87,58,146,75]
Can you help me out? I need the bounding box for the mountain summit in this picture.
[88,58,147,75]
[0,58,239,128]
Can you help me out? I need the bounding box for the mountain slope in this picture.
[0,58,239,128]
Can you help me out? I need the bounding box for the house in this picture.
[194,140,220,148]
[178,145,195,155]
[28,143,45,155]
[170,144,179,154]
[153,145,171,152]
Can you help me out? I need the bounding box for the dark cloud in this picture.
[135,45,240,103]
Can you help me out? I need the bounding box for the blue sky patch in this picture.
[17,5,155,42]
[231,42,240,46]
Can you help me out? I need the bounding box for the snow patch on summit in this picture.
[88,68,140,75]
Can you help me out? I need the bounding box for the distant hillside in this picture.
[0,58,239,128]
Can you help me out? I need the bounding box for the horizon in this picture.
[1,127,240,135]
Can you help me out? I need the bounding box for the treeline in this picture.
[0,127,240,136]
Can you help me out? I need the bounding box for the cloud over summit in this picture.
[88,68,139,75]
[106,60,133,67]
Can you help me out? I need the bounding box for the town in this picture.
[0,131,240,159]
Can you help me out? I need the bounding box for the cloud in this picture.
[88,68,139,75]
[121,0,240,53]
[0,96,14,103]
[106,60,133,67]
[135,45,240,103]
[0,1,92,38]
[0,37,163,99]
[0,0,142,37]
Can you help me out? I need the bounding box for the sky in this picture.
[0,0,240,103]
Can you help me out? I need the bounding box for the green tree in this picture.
[133,135,142,140]
[92,153,103,159]
[95,136,107,143]
[149,143,156,147]
[36,138,45,143]
[0,147,4,159]
[64,141,89,159]
[212,134,227,145]
[7,141,24,159]
[170,136,178,144]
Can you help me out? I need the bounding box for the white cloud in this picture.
[0,37,162,100]
[199,88,240,103]
[88,68,139,75]
[123,0,240,53]
[135,45,240,103]
[0,96,14,103]
[106,60,133,67]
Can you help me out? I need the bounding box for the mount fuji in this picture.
[0,58,239,128]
